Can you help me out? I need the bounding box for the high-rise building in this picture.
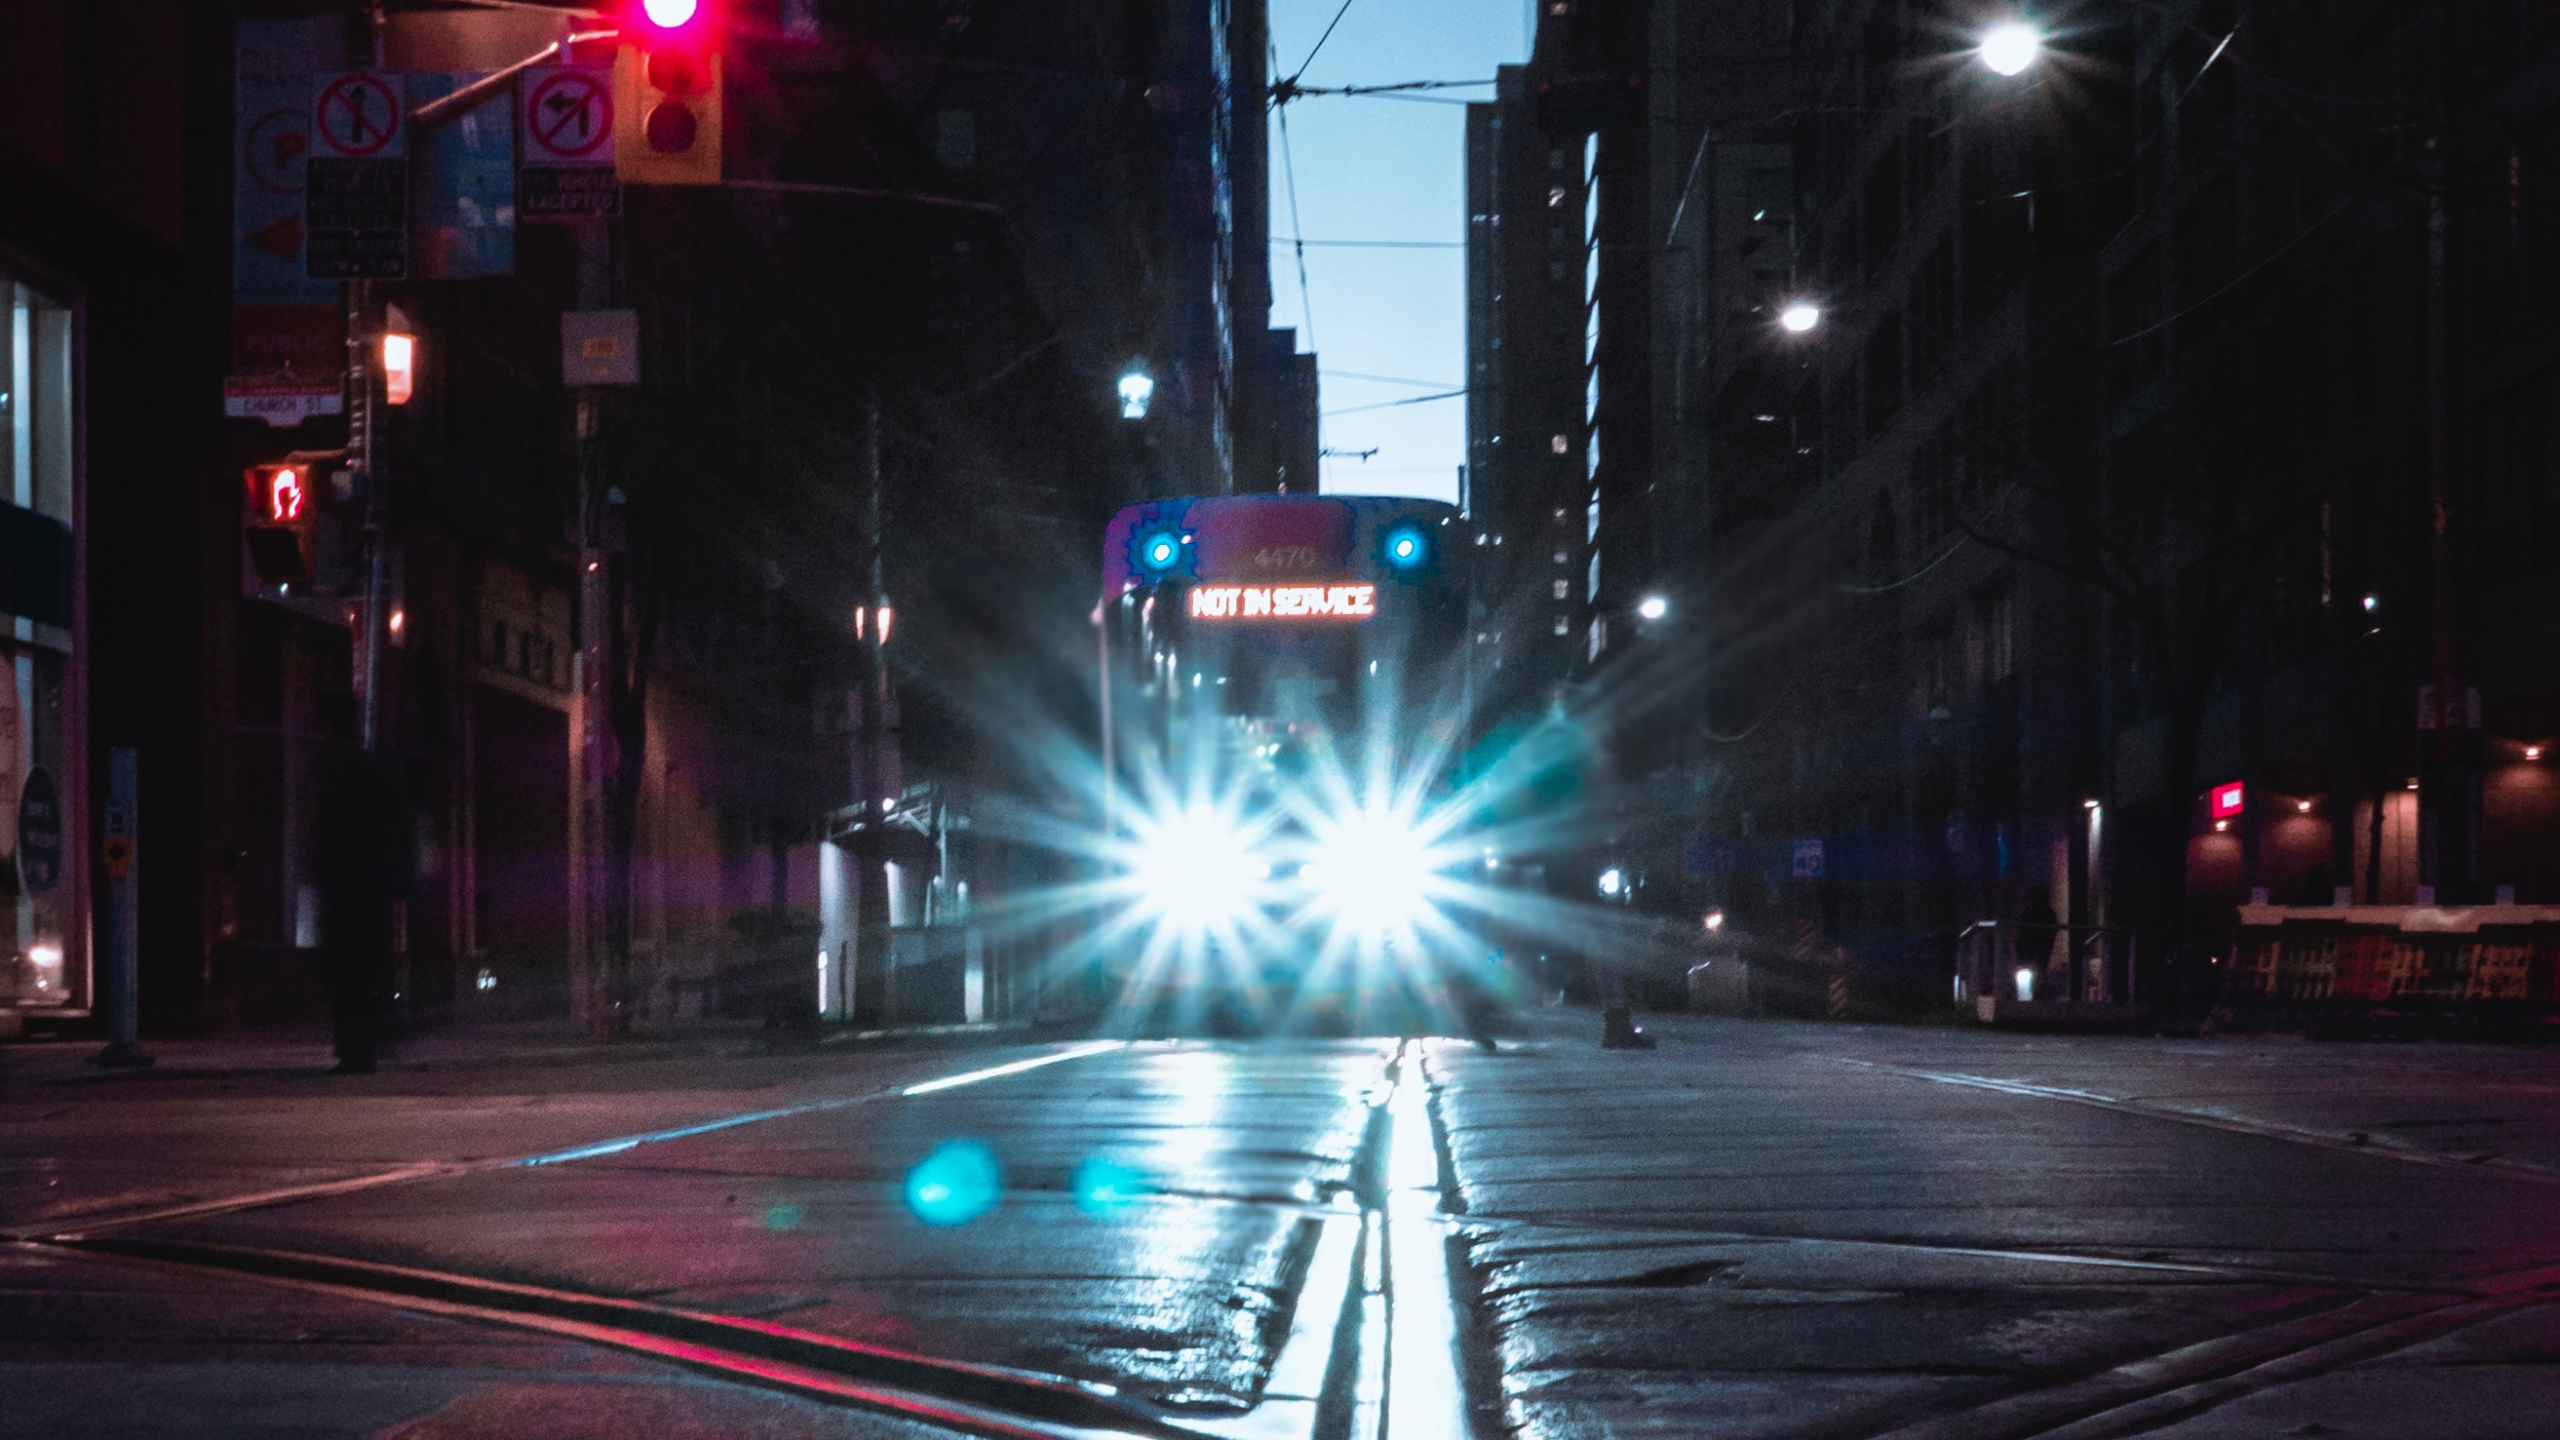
[1465,64,1592,719]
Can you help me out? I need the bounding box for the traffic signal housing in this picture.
[244,461,317,585]
[616,0,722,184]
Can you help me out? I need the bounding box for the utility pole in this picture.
[578,389,617,1037]
[2418,34,2478,904]
[854,379,893,1024]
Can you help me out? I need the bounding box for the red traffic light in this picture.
[640,0,699,29]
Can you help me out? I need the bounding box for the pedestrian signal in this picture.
[245,462,316,584]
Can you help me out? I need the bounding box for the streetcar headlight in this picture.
[1133,806,1268,928]
[1303,805,1438,932]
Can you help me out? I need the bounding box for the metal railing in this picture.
[1953,920,2145,1010]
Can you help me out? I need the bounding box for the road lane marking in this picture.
[19,1041,1128,1241]
[1382,1057,1467,1440]
[515,1040,1125,1162]
[901,1041,1127,1096]
[1821,1055,2560,1185]
[518,1106,813,1165]
[16,1163,463,1242]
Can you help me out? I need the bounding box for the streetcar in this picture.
[1097,493,1498,1038]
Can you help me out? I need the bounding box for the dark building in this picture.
[1609,0,2560,1010]
[1464,64,1592,719]
[0,0,1283,1039]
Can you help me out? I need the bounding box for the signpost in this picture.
[93,749,151,1068]
[306,71,408,281]
[520,65,621,219]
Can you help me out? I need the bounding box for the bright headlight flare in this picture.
[1299,801,1451,934]
[1129,804,1270,931]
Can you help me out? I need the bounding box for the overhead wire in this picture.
[1323,388,1465,417]
[1271,36,1321,485]
[1287,0,1363,88]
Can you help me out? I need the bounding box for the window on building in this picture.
[1980,585,2016,685]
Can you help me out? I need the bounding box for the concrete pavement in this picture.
[1425,1011,2560,1439]
[15,1009,2560,1438]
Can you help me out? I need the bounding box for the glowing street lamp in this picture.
[1118,368,1155,420]
[1979,20,2043,77]
[1779,301,1822,334]
[1636,595,1668,621]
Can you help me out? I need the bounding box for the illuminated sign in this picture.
[249,464,307,523]
[1189,583,1377,621]
[2211,781,2244,819]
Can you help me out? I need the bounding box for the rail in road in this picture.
[1422,1021,2560,1440]
[10,1037,1484,1440]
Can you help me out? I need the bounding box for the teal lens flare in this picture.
[906,1140,1002,1226]
[1072,1156,1150,1216]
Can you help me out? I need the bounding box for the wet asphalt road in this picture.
[8,1015,2560,1438]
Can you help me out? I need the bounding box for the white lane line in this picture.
[516,1040,1128,1164]
[1383,1048,1467,1440]
[22,1164,462,1242]
[900,1041,1126,1096]
[1823,1055,2560,1184]
[26,1042,1129,1240]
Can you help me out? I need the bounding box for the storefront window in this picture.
[4,275,79,1009]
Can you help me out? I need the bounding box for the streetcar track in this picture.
[23,1233,1199,1440]
[1861,1260,2560,1440]
[11,1037,1389,1440]
[1433,1039,2560,1438]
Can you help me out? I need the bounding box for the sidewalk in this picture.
[0,1014,1043,1090]
[1425,1009,2560,1440]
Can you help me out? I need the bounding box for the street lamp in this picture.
[1636,595,1668,621]
[1117,368,1155,420]
[1979,20,2042,76]
[1779,301,1822,334]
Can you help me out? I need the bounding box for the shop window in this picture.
[2,275,77,1008]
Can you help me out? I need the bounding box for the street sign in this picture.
[562,310,641,386]
[15,767,60,896]
[223,378,345,427]
[306,158,409,279]
[1791,838,1825,880]
[525,67,615,161]
[521,65,621,219]
[312,71,405,159]
[410,72,516,279]
[233,20,342,378]
[307,71,407,280]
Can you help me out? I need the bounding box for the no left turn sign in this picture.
[524,69,614,162]
[312,72,405,159]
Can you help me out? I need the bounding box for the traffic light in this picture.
[244,461,316,584]
[381,331,416,405]
[616,0,722,185]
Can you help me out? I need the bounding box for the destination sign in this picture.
[1188,583,1377,621]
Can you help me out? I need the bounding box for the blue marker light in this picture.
[1384,526,1426,569]
[1139,530,1185,573]
[1072,1156,1150,1216]
[905,1140,1002,1226]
